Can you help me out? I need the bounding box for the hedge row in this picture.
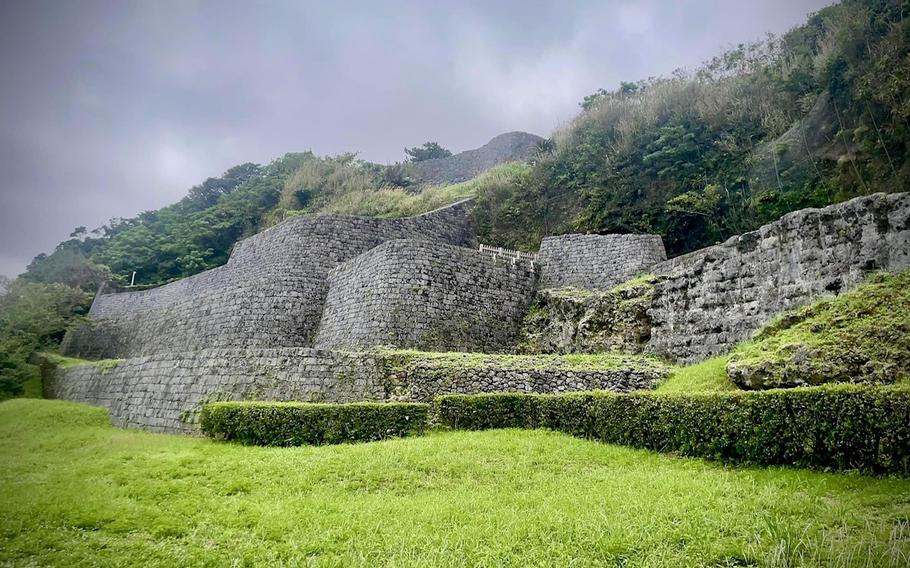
[435,386,910,475]
[199,401,429,446]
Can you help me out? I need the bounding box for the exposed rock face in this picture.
[411,131,543,186]
[518,281,654,355]
[724,270,910,390]
[649,192,910,363]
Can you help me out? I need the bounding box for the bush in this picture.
[433,393,541,430]
[200,401,430,446]
[435,385,910,475]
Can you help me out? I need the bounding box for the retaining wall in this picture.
[649,192,910,362]
[314,240,538,352]
[62,200,476,359]
[41,349,665,433]
[537,234,667,290]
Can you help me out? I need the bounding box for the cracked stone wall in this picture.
[537,234,667,290]
[62,200,476,359]
[649,192,910,363]
[314,240,538,353]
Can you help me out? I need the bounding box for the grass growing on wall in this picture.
[380,349,669,373]
[2,398,910,567]
[656,355,738,393]
[727,270,910,389]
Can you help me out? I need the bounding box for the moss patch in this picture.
[379,349,668,373]
[517,275,656,355]
[36,352,122,370]
[727,270,910,389]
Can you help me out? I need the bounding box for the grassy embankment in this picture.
[1,398,908,567]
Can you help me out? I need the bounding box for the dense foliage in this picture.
[404,141,453,162]
[477,0,910,253]
[727,269,910,389]
[0,281,91,397]
[19,0,909,287]
[200,401,429,446]
[435,385,910,474]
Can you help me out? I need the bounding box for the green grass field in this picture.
[1,399,909,567]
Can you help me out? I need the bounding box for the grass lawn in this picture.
[1,399,909,567]
[657,355,739,393]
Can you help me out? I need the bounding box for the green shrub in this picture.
[435,385,910,475]
[200,401,430,446]
[433,393,541,430]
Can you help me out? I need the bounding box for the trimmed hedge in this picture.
[435,385,910,475]
[200,401,430,446]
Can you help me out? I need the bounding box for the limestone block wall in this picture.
[314,240,538,352]
[537,234,667,290]
[41,348,386,433]
[41,349,666,433]
[62,199,476,359]
[649,192,910,363]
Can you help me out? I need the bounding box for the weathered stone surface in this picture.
[40,348,666,433]
[315,240,538,352]
[537,234,667,290]
[381,352,668,402]
[411,131,543,186]
[61,199,476,359]
[518,281,654,355]
[648,192,910,363]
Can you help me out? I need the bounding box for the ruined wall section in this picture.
[649,192,910,363]
[537,234,666,290]
[41,348,666,434]
[314,240,538,353]
[62,199,476,359]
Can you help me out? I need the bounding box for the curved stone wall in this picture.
[62,199,476,359]
[537,234,667,290]
[314,240,538,352]
[649,192,910,363]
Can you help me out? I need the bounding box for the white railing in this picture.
[478,244,539,268]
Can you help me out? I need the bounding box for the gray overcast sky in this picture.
[0,0,833,278]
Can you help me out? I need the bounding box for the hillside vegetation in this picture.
[1,0,908,396]
[2,398,909,567]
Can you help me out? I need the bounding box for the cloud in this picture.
[0,0,834,278]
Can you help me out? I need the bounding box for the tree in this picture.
[0,280,92,398]
[404,142,453,162]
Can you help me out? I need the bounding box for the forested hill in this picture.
[2,0,908,397]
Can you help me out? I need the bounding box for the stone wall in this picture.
[537,234,667,290]
[518,280,655,355]
[649,192,910,363]
[62,200,476,359]
[41,349,667,433]
[314,240,538,352]
[381,353,668,402]
[41,349,386,433]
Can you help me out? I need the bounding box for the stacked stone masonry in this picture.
[315,240,538,352]
[648,192,910,362]
[62,199,476,359]
[48,190,910,433]
[41,349,662,432]
[538,234,667,290]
